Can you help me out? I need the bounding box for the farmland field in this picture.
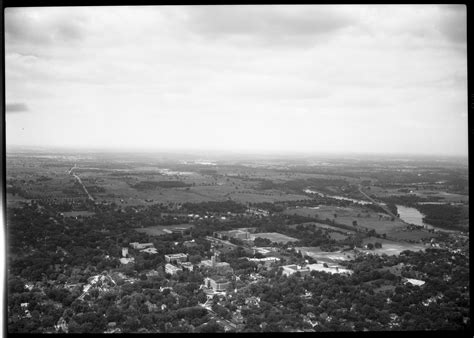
[367,186,469,204]
[360,237,428,255]
[284,205,407,236]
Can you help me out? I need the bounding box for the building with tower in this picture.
[122,247,129,258]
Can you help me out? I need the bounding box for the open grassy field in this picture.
[295,247,355,263]
[227,190,310,203]
[388,229,438,241]
[360,237,427,255]
[75,166,312,205]
[368,186,469,203]
[284,205,408,236]
[135,223,194,236]
[252,232,299,244]
[297,236,428,262]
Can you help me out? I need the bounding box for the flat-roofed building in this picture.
[130,242,154,250]
[247,257,280,264]
[205,276,231,292]
[201,259,231,268]
[213,229,251,240]
[281,264,311,277]
[252,247,271,255]
[164,253,188,264]
[404,278,425,286]
[247,257,280,262]
[165,263,182,275]
[228,229,250,240]
[140,248,158,254]
[306,263,353,275]
[180,262,194,271]
[163,227,188,235]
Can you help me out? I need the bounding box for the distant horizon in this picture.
[5,143,469,161]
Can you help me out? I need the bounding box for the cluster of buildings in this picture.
[164,253,193,275]
[246,208,270,217]
[162,245,234,294]
[200,247,234,293]
[120,242,160,264]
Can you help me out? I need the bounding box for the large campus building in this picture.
[200,252,233,273]
[130,242,154,250]
[213,229,251,240]
[164,253,188,264]
[204,276,231,292]
[281,264,311,277]
[165,263,183,275]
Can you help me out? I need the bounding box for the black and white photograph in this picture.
[4,4,470,333]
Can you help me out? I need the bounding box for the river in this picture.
[396,204,459,233]
[396,205,427,227]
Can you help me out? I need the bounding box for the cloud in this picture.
[6,103,29,113]
[5,7,87,48]
[437,5,466,44]
[3,6,467,156]
[183,5,356,46]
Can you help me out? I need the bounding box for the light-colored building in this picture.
[165,263,183,275]
[179,262,194,271]
[120,257,135,265]
[306,263,353,275]
[247,257,280,263]
[163,227,189,235]
[140,248,158,254]
[205,276,231,292]
[252,247,271,255]
[146,270,160,277]
[201,259,231,269]
[281,264,311,277]
[130,242,154,250]
[214,229,251,240]
[164,253,188,263]
[404,278,425,286]
[122,247,129,258]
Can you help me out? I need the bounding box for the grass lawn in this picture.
[252,232,299,244]
[135,223,194,236]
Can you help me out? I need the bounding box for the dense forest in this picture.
[6,196,470,333]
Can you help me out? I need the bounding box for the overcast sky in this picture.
[5,5,468,156]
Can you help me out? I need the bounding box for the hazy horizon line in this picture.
[5,144,469,160]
